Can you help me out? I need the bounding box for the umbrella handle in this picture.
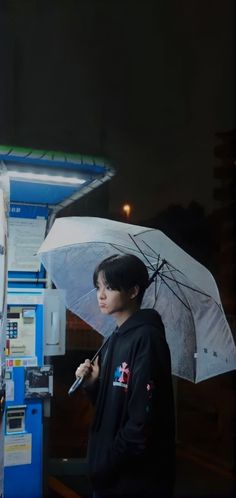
[68,375,85,395]
[68,335,110,396]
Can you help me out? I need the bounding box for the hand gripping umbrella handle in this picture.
[68,336,110,396]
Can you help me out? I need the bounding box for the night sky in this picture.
[0,0,235,222]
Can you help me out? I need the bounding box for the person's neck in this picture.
[114,305,140,328]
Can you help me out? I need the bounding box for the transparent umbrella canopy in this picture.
[38,216,236,383]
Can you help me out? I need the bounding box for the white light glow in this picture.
[8,170,86,186]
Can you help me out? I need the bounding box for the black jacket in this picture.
[86,309,175,497]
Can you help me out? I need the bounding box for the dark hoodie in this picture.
[85,309,175,498]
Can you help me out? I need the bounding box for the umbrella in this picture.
[38,216,236,383]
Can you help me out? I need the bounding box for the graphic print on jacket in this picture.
[113,362,130,388]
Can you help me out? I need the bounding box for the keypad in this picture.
[6,321,18,339]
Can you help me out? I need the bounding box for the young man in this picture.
[75,254,175,498]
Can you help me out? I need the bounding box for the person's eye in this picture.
[106,284,111,290]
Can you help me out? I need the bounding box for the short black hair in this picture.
[93,253,149,305]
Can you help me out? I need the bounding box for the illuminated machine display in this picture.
[0,145,114,498]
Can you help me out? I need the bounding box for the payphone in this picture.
[4,289,65,498]
[6,306,36,357]
[0,144,114,498]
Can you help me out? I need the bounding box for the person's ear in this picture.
[130,285,139,300]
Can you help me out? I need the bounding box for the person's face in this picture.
[95,271,136,317]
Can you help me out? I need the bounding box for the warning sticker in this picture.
[4,433,32,467]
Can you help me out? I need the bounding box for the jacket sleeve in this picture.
[83,378,100,405]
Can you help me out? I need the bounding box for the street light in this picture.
[122,203,131,221]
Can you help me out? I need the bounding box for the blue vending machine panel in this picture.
[4,400,42,498]
[4,292,44,498]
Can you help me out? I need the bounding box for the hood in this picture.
[116,308,164,336]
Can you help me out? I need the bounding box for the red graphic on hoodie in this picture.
[113,362,130,388]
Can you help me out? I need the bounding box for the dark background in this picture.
[1,0,235,307]
[1,1,236,496]
[1,0,235,221]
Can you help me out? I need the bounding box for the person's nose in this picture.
[98,287,106,300]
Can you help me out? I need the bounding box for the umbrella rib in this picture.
[164,262,197,380]
[109,243,155,270]
[137,242,220,307]
[160,273,210,296]
[160,271,221,309]
[128,234,156,270]
[69,287,96,309]
[133,238,214,303]
[110,242,139,255]
[158,273,191,311]
[109,242,155,270]
[164,261,191,309]
[156,261,221,309]
[134,228,156,236]
[137,238,161,260]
